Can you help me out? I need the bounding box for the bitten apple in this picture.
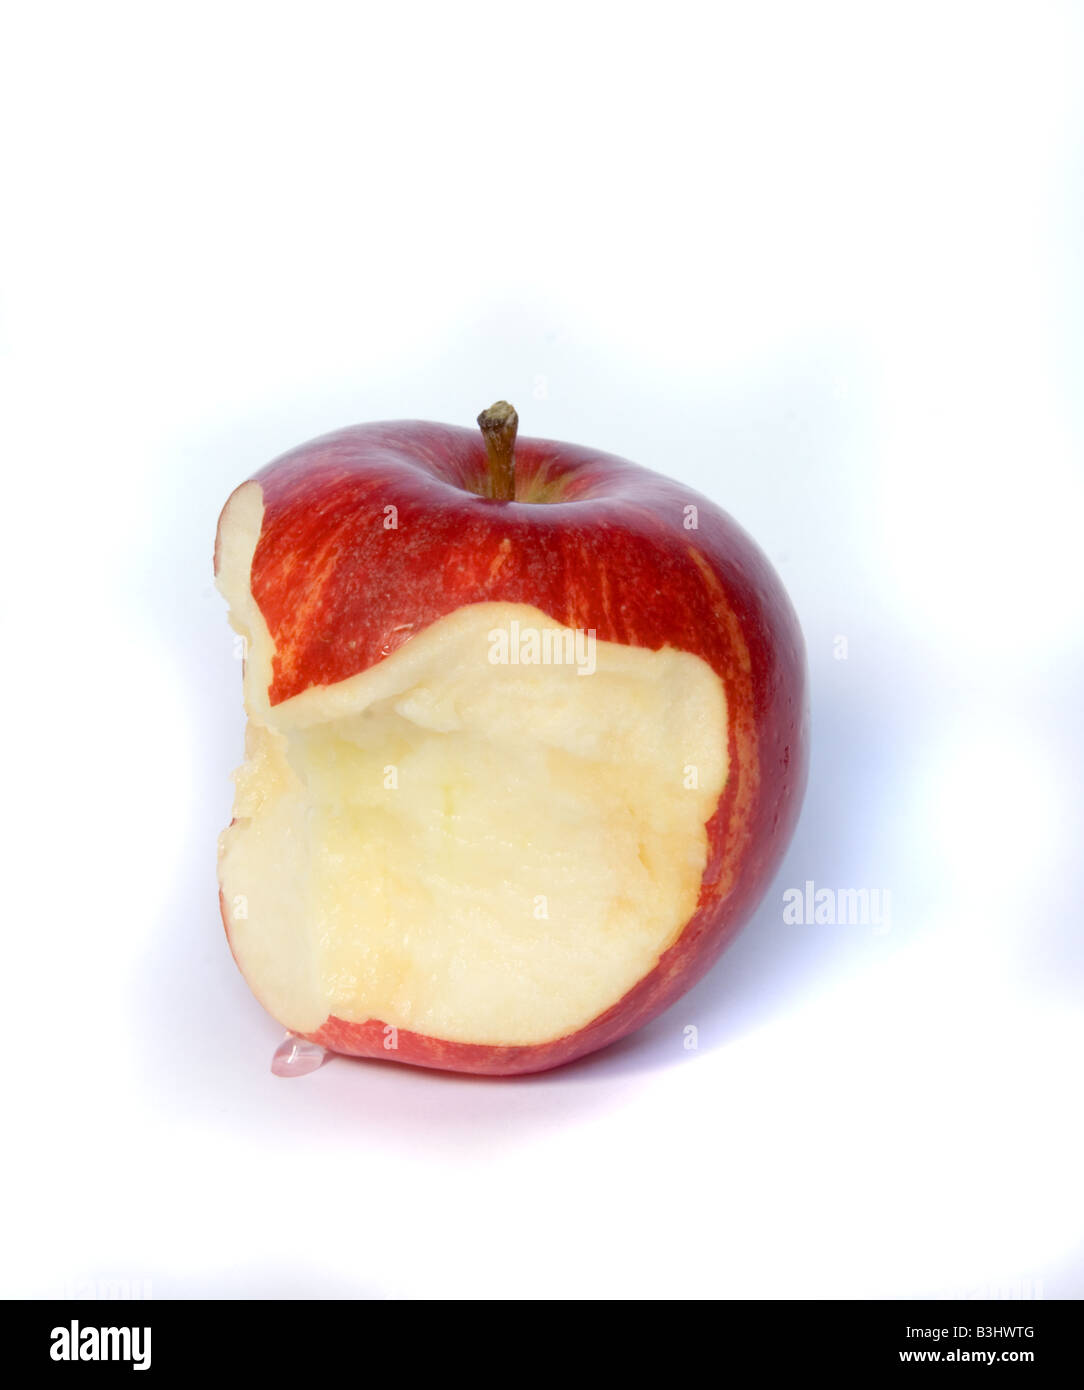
[215,403,807,1075]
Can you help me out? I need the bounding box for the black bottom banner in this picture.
[8,1298,1075,1377]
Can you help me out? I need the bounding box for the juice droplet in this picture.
[271,1034,327,1077]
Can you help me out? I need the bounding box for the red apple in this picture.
[215,403,807,1075]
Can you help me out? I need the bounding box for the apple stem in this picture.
[477,401,518,501]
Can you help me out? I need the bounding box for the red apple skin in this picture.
[217,421,808,1076]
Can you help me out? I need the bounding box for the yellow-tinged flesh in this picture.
[217,485,729,1046]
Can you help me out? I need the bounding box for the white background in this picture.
[2,1,1082,1299]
